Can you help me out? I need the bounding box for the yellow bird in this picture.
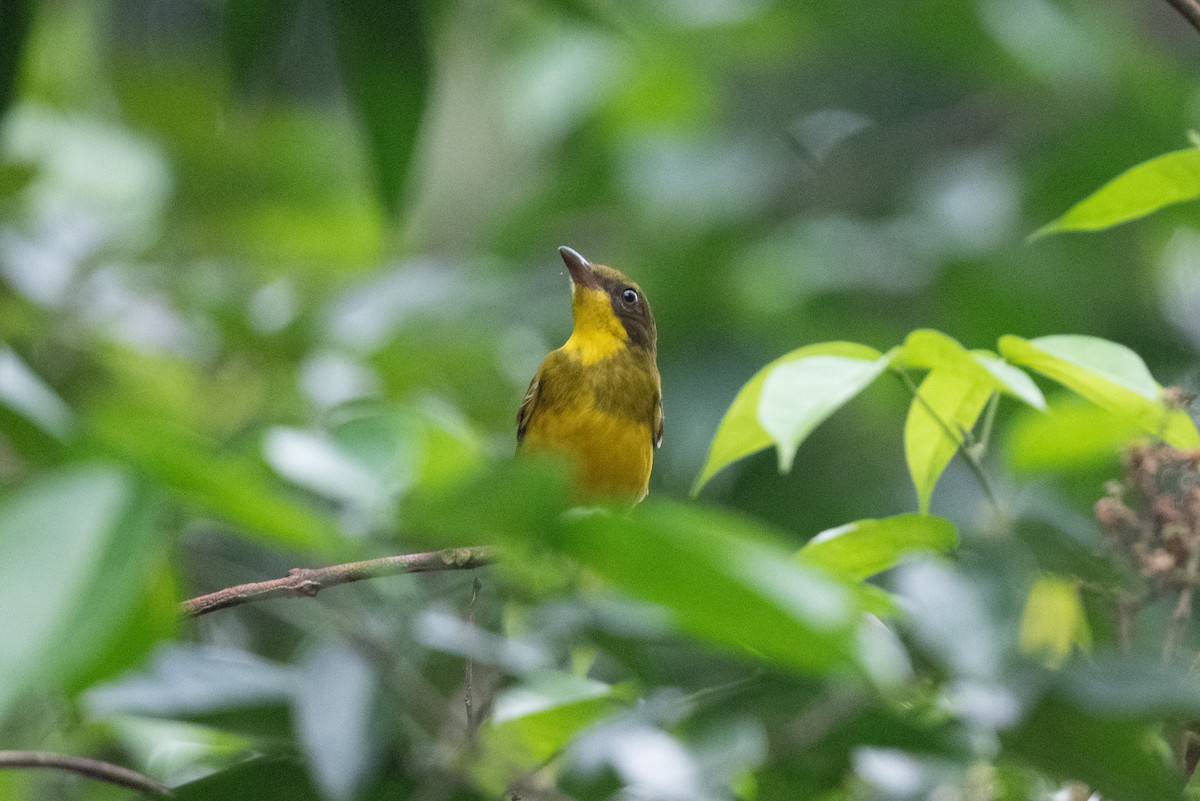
[517,246,663,502]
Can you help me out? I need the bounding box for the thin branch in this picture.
[1166,0,1200,35]
[465,577,482,733]
[0,751,171,796]
[181,546,498,617]
[1163,542,1200,662]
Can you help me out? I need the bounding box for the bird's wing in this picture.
[652,391,664,449]
[516,369,540,445]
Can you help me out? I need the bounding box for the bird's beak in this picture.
[559,246,601,290]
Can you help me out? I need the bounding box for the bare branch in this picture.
[181,546,498,617]
[1163,541,1200,662]
[465,577,483,733]
[1166,0,1200,35]
[0,750,171,796]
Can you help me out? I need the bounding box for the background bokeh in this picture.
[4,1,1200,799]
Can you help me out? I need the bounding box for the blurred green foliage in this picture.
[5,0,1200,800]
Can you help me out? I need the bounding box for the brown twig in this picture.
[465,577,482,733]
[1166,0,1200,35]
[1163,541,1200,662]
[181,546,498,617]
[0,751,171,796]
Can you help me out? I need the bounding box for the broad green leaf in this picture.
[106,716,257,790]
[1002,698,1185,801]
[1058,657,1200,718]
[904,369,993,512]
[67,562,179,694]
[89,405,341,554]
[999,335,1199,448]
[404,454,574,547]
[1019,574,1090,667]
[1032,148,1200,238]
[557,500,868,676]
[0,464,163,722]
[488,672,620,767]
[972,351,1046,410]
[331,0,430,216]
[693,341,882,494]
[1005,395,1142,472]
[175,757,322,801]
[757,347,896,473]
[0,346,74,437]
[798,514,957,581]
[900,329,1045,410]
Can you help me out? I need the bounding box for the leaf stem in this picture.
[974,392,1001,458]
[893,368,1002,513]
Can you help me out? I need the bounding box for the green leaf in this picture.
[404,454,574,547]
[999,335,1199,448]
[904,369,993,512]
[88,405,341,554]
[1057,657,1200,718]
[694,342,883,494]
[330,0,430,216]
[759,349,895,473]
[175,757,322,801]
[1032,148,1200,239]
[0,464,164,722]
[798,514,957,581]
[488,672,620,767]
[557,500,869,676]
[67,562,179,694]
[900,329,1045,410]
[1018,574,1090,667]
[1005,394,1142,472]
[1002,698,1185,801]
[972,351,1046,411]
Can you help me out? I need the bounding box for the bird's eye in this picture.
[621,288,639,305]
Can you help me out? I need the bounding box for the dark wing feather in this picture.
[652,384,664,449]
[516,369,540,445]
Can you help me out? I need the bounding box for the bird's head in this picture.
[559,246,656,355]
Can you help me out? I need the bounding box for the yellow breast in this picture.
[521,404,654,501]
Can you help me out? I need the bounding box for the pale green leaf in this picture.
[971,351,1047,411]
[1032,148,1200,238]
[999,335,1199,448]
[693,342,882,494]
[1005,395,1142,472]
[1019,574,1090,667]
[755,347,895,474]
[899,329,1044,410]
[0,465,164,721]
[798,514,957,581]
[560,500,868,676]
[904,369,994,512]
[489,672,619,767]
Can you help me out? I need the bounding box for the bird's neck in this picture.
[563,288,629,365]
